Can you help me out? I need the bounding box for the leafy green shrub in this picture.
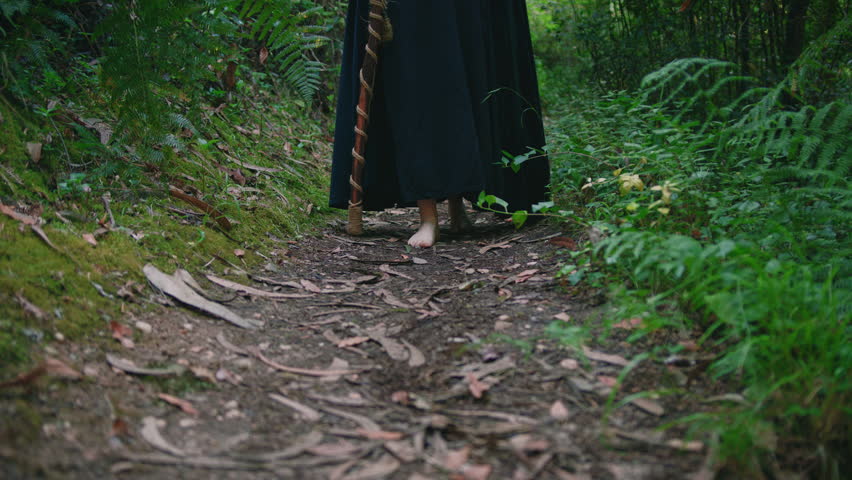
[542,48,851,475]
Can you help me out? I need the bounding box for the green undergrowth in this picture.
[0,1,347,376]
[1,85,336,378]
[539,54,850,478]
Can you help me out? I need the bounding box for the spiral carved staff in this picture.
[347,0,390,235]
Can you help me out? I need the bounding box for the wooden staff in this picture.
[347,0,389,236]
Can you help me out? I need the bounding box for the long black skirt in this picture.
[329,0,550,212]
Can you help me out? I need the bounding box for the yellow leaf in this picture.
[658,207,671,215]
[619,174,644,195]
[626,202,639,212]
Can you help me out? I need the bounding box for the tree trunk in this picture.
[781,0,811,66]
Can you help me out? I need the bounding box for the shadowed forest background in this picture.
[0,0,849,478]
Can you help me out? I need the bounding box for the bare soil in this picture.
[1,206,719,479]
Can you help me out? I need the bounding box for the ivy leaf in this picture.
[532,201,554,213]
[511,153,529,173]
[512,210,528,228]
[568,268,585,285]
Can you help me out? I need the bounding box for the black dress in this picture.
[329,0,550,212]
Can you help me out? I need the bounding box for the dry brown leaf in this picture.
[144,265,261,329]
[233,249,245,258]
[612,317,644,330]
[378,264,413,280]
[549,400,570,420]
[679,340,700,352]
[494,320,512,331]
[15,292,46,320]
[337,336,370,348]
[258,46,269,65]
[466,373,490,399]
[508,434,550,453]
[307,440,360,457]
[253,350,362,377]
[216,332,248,356]
[364,323,408,361]
[82,233,97,246]
[597,375,618,387]
[583,346,629,366]
[479,240,512,254]
[548,236,578,250]
[630,397,665,416]
[553,312,571,322]
[206,274,313,300]
[111,418,131,437]
[452,355,516,381]
[515,269,540,283]
[157,393,199,416]
[189,366,216,383]
[215,367,243,385]
[461,464,492,480]
[605,464,654,479]
[300,279,323,293]
[402,340,426,367]
[45,357,81,379]
[552,470,592,480]
[110,321,135,349]
[1,357,81,388]
[355,429,405,441]
[106,354,186,377]
[340,454,400,480]
[269,393,322,422]
[0,364,46,389]
[374,289,411,309]
[444,445,471,471]
[412,257,428,265]
[666,439,704,452]
[320,405,381,431]
[559,358,579,370]
[140,417,186,456]
[250,275,302,289]
[319,357,352,383]
[26,142,42,163]
[384,440,418,463]
[305,392,373,407]
[31,225,59,251]
[390,391,410,405]
[0,203,38,225]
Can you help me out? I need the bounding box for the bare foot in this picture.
[408,199,439,248]
[448,196,473,233]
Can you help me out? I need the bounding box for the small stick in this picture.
[101,192,116,227]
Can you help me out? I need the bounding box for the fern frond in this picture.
[237,0,327,101]
[0,0,29,22]
[169,113,197,135]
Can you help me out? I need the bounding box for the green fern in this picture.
[238,0,327,100]
[0,0,29,25]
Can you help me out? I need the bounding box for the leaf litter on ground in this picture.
[143,264,262,329]
[206,274,314,299]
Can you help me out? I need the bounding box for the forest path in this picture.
[3,207,712,479]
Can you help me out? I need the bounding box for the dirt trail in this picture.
[2,207,713,479]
